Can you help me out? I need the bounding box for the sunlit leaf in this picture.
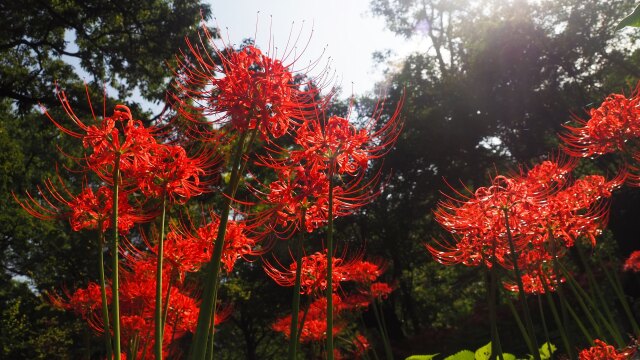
[539,342,557,360]
[405,355,439,360]
[444,350,475,360]
[616,4,640,30]
[475,342,492,360]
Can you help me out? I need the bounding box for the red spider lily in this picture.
[429,160,620,269]
[429,174,543,268]
[540,175,621,248]
[43,90,160,184]
[52,253,231,360]
[250,159,384,236]
[118,257,201,355]
[353,334,371,357]
[156,212,261,276]
[290,105,402,177]
[15,175,149,235]
[342,258,387,284]
[503,268,565,295]
[250,100,401,236]
[42,88,218,202]
[623,250,640,272]
[48,282,110,330]
[68,186,138,234]
[133,144,217,203]
[578,339,629,360]
[264,250,350,296]
[272,294,346,343]
[519,157,576,191]
[561,84,640,157]
[152,228,210,279]
[340,282,395,310]
[172,24,328,140]
[263,250,387,296]
[196,216,260,273]
[368,282,394,299]
[330,333,373,360]
[249,160,330,236]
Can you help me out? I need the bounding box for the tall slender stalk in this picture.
[557,262,606,341]
[536,295,551,356]
[488,272,504,360]
[547,228,572,351]
[560,291,594,345]
[504,296,534,355]
[98,232,113,360]
[111,156,122,360]
[162,273,175,337]
[371,298,393,360]
[189,131,249,360]
[288,212,306,360]
[488,239,504,360]
[296,298,312,355]
[205,318,216,360]
[155,194,168,359]
[538,274,574,360]
[326,158,336,360]
[602,263,640,336]
[575,246,624,347]
[502,208,540,360]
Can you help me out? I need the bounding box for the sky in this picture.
[208,0,419,97]
[63,1,420,113]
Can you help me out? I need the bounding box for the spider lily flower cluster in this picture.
[429,158,622,295]
[17,20,402,360]
[578,339,631,360]
[267,251,391,358]
[425,82,640,359]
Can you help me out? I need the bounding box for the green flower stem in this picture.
[189,130,249,360]
[575,247,624,347]
[139,334,149,360]
[560,290,594,345]
[358,314,381,360]
[155,194,168,359]
[378,300,393,359]
[487,241,504,360]
[602,262,640,336]
[111,156,122,360]
[504,295,534,355]
[557,262,606,341]
[235,127,260,190]
[371,298,393,360]
[162,273,175,337]
[502,209,540,360]
[205,129,260,360]
[548,229,571,348]
[98,232,113,360]
[538,275,574,360]
[288,213,306,360]
[296,298,311,353]
[205,318,216,360]
[536,295,551,356]
[129,333,140,360]
[326,158,336,360]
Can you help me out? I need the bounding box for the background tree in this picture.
[348,0,640,356]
